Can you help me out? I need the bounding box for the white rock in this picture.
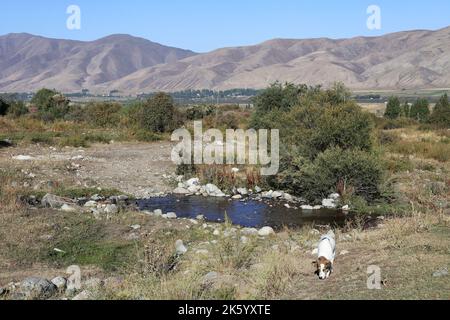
[240,236,249,244]
[311,248,319,255]
[241,228,259,236]
[153,209,163,216]
[271,191,283,198]
[340,250,350,255]
[205,184,225,197]
[165,212,177,219]
[13,155,36,161]
[51,277,67,291]
[301,205,314,211]
[84,201,97,208]
[231,168,240,173]
[188,185,200,193]
[130,224,141,230]
[61,204,77,213]
[258,226,275,237]
[313,205,323,210]
[329,193,340,200]
[237,188,248,196]
[342,205,350,211]
[186,178,200,187]
[284,193,293,201]
[173,187,190,195]
[254,186,262,193]
[213,229,221,236]
[232,195,242,200]
[104,204,118,214]
[196,215,205,221]
[175,240,188,255]
[322,199,337,209]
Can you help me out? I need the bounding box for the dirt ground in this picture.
[0,141,176,197]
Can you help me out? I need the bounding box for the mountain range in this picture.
[1,26,450,93]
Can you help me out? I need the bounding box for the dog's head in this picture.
[313,257,332,280]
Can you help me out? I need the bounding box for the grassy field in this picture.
[0,116,448,300]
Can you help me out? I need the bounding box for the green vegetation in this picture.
[430,93,450,127]
[384,96,401,119]
[250,82,380,203]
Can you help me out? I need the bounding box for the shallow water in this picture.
[137,195,353,229]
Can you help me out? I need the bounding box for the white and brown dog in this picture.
[313,230,336,280]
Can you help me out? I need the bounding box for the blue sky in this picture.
[1,0,449,52]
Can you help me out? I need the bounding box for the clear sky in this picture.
[1,0,449,52]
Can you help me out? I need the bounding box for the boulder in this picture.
[237,188,248,196]
[41,194,73,209]
[241,228,259,236]
[61,204,78,213]
[322,198,337,209]
[175,240,188,255]
[173,187,190,195]
[104,204,118,214]
[51,277,67,291]
[165,212,177,219]
[20,277,57,300]
[258,227,275,237]
[205,184,225,197]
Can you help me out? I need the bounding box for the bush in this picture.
[7,101,29,118]
[86,102,122,127]
[0,98,10,116]
[272,147,383,203]
[139,93,177,133]
[384,96,401,119]
[429,94,450,128]
[31,89,70,122]
[409,98,430,122]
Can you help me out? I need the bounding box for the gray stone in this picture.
[20,277,57,300]
[205,184,225,197]
[61,204,78,213]
[175,240,188,255]
[84,200,97,208]
[258,226,275,237]
[165,212,177,219]
[202,272,219,285]
[51,277,67,291]
[237,188,248,196]
[271,191,283,198]
[432,268,448,278]
[254,186,262,193]
[41,194,72,209]
[241,228,259,236]
[154,209,163,216]
[173,187,190,195]
[322,198,337,209]
[104,204,118,214]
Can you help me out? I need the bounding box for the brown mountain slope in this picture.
[1,27,450,93]
[0,33,196,92]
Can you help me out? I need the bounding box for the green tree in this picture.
[7,101,29,118]
[430,94,450,127]
[384,96,401,119]
[400,101,411,118]
[139,92,176,133]
[31,88,70,121]
[0,98,10,116]
[409,98,430,122]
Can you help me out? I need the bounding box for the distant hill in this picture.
[1,26,450,93]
